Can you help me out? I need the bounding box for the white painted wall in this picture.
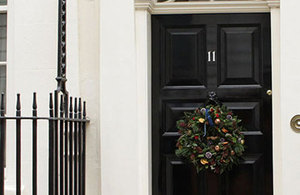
[99,0,139,195]
[78,0,101,194]
[280,0,300,194]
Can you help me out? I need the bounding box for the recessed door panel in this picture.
[164,101,203,133]
[223,102,261,132]
[165,28,206,87]
[218,25,261,86]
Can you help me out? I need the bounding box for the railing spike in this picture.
[74,98,77,113]
[33,92,37,110]
[0,93,4,113]
[69,97,73,112]
[16,94,21,111]
[49,93,54,110]
[83,101,86,119]
[79,98,82,113]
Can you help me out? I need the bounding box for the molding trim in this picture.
[135,0,154,13]
[135,0,280,14]
[267,0,280,8]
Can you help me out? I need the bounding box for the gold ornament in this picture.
[207,136,218,140]
[215,145,220,151]
[222,128,228,133]
[231,150,235,155]
[214,118,221,125]
[198,118,205,123]
[200,159,209,165]
[240,139,245,145]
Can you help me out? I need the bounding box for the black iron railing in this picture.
[0,92,88,195]
[0,0,90,193]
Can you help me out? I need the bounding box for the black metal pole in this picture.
[69,97,73,195]
[32,93,37,195]
[59,95,64,195]
[54,91,59,195]
[64,94,69,195]
[49,93,54,195]
[16,94,21,195]
[74,98,78,195]
[56,0,67,95]
[0,93,5,195]
[82,102,86,195]
[78,99,82,195]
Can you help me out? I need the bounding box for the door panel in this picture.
[152,13,272,195]
[165,27,206,86]
[218,25,261,85]
[164,102,204,133]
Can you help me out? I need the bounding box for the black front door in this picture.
[152,13,272,195]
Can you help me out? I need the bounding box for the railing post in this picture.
[69,97,73,195]
[59,95,64,195]
[16,94,21,195]
[64,94,69,195]
[54,91,59,195]
[49,93,54,195]
[56,0,67,94]
[82,102,86,195]
[78,99,82,195]
[74,98,78,195]
[0,93,5,195]
[32,93,37,195]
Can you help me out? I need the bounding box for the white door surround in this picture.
[134,0,280,195]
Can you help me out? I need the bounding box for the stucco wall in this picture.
[280,0,300,194]
[78,0,101,194]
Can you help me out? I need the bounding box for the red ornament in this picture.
[210,108,214,112]
[216,113,220,117]
[190,154,195,160]
[179,122,186,127]
[194,135,199,140]
[192,117,195,120]
[214,118,221,125]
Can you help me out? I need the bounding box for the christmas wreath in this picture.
[175,104,245,174]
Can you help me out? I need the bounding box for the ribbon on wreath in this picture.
[204,108,214,137]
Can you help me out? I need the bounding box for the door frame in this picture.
[135,1,280,195]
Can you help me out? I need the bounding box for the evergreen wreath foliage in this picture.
[175,104,245,174]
